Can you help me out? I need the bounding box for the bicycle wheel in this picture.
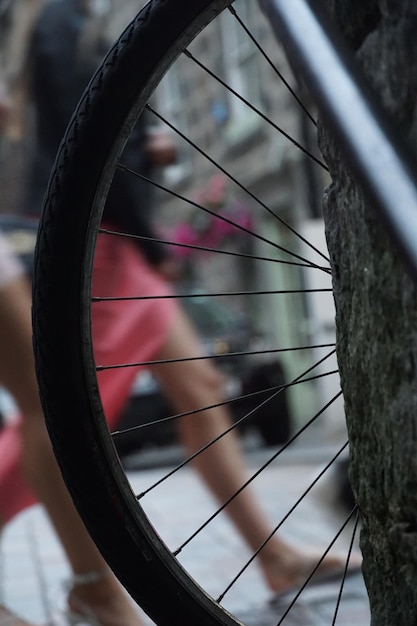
[32,0,414,623]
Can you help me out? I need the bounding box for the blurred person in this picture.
[0,232,144,624]
[0,0,360,621]
[0,55,147,626]
[0,196,35,624]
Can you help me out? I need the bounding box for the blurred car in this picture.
[114,289,292,458]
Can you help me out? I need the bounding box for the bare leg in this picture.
[153,305,359,594]
[0,276,143,625]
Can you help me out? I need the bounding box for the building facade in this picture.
[143,1,343,434]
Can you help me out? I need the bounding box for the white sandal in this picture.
[50,611,100,626]
[50,571,107,626]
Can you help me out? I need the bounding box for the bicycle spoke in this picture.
[146,105,331,264]
[99,226,331,271]
[93,289,332,303]
[183,49,327,170]
[331,511,361,626]
[113,162,331,270]
[170,392,343,559]
[227,4,317,125]
[112,369,339,441]
[275,506,359,625]
[217,442,349,602]
[136,351,339,497]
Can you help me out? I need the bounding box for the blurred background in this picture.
[0,0,345,460]
[0,2,366,624]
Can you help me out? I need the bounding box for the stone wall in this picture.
[321,2,417,623]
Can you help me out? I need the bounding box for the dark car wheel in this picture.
[240,360,291,446]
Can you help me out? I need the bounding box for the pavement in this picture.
[0,432,370,626]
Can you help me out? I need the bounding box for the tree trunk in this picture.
[320,2,417,624]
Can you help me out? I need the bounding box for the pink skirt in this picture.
[92,230,177,429]
[0,230,177,522]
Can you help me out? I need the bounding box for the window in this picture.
[155,61,192,184]
[221,0,263,132]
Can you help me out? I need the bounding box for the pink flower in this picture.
[171,223,196,259]
[168,177,254,259]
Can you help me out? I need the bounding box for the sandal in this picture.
[269,555,363,602]
[50,571,107,626]
[50,610,100,626]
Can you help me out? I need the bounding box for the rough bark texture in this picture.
[320,2,417,624]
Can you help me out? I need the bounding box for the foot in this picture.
[258,541,362,596]
[67,575,145,626]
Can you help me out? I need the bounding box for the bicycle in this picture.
[32,0,417,625]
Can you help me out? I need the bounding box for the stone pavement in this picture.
[0,439,370,625]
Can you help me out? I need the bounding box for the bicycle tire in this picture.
[32,0,367,624]
[32,2,252,624]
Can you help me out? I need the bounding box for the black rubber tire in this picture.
[32,1,242,625]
